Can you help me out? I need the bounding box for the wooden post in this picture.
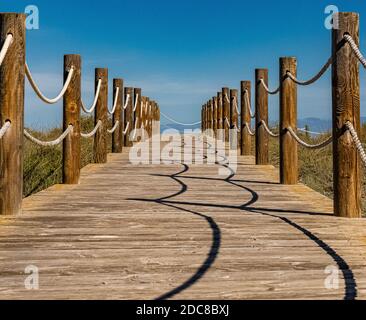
[280,57,298,184]
[134,88,142,141]
[222,87,230,142]
[124,87,133,146]
[230,89,239,149]
[332,12,361,218]
[240,81,252,156]
[93,68,108,163]
[0,13,26,215]
[112,79,123,153]
[217,92,223,140]
[141,96,146,140]
[208,100,213,135]
[213,97,218,137]
[63,54,81,184]
[255,70,269,164]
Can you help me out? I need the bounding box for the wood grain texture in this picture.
[124,88,133,147]
[241,81,252,156]
[93,68,108,164]
[0,14,26,215]
[213,97,218,137]
[255,70,269,165]
[217,92,223,132]
[222,88,230,142]
[280,58,298,185]
[63,55,81,184]
[112,79,123,153]
[332,12,361,218]
[0,140,365,300]
[230,89,239,150]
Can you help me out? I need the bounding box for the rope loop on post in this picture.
[107,87,120,115]
[0,121,11,139]
[259,79,280,95]
[0,34,13,67]
[107,121,120,134]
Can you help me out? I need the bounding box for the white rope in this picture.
[123,122,130,135]
[224,117,231,128]
[243,122,255,136]
[244,90,255,119]
[107,87,120,115]
[224,93,230,103]
[260,120,279,138]
[259,79,280,95]
[343,34,366,68]
[160,111,201,126]
[234,124,240,133]
[0,121,11,139]
[123,94,131,110]
[232,96,240,115]
[0,34,13,67]
[133,94,139,112]
[24,125,73,146]
[81,120,102,138]
[25,62,74,104]
[107,121,119,134]
[287,127,333,149]
[345,121,366,166]
[286,57,332,85]
[132,119,139,140]
[81,79,102,114]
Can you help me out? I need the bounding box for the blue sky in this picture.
[1,0,366,128]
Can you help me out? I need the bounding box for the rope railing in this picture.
[81,79,102,114]
[123,94,131,110]
[24,125,73,147]
[25,62,75,104]
[161,111,201,126]
[0,34,13,67]
[107,87,120,115]
[244,90,255,119]
[133,94,139,112]
[286,57,333,86]
[0,121,11,139]
[243,122,255,136]
[259,79,280,95]
[345,121,366,166]
[260,120,279,138]
[287,127,333,149]
[80,120,102,138]
[123,122,130,135]
[344,34,366,68]
[107,121,119,134]
[232,96,240,115]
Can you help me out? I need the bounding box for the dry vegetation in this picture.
[23,116,110,197]
[267,123,366,215]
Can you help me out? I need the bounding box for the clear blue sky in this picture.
[1,0,366,128]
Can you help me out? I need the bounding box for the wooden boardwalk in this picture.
[1,142,366,300]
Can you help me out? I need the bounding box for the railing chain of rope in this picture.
[81,79,102,113]
[24,125,73,146]
[80,120,102,139]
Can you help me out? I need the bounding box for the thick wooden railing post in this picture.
[0,13,26,215]
[332,12,361,218]
[240,81,252,156]
[112,79,123,153]
[280,57,298,184]
[124,87,133,146]
[255,70,269,164]
[134,88,142,141]
[230,89,239,149]
[222,87,230,142]
[217,92,223,139]
[63,54,81,184]
[213,97,218,137]
[93,68,108,163]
